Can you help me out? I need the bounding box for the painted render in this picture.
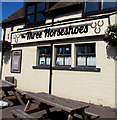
[2,10,117,108]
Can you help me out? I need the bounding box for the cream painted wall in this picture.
[46,11,82,24]
[2,45,49,93]
[4,24,24,42]
[54,12,82,23]
[115,45,117,108]
[2,36,116,108]
[52,40,115,108]
[2,12,117,108]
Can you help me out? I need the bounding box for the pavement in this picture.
[0,92,117,120]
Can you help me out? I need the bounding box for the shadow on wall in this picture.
[106,44,117,60]
[3,50,11,64]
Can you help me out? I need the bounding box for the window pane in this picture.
[87,44,95,53]
[40,48,45,55]
[77,46,86,54]
[103,2,116,9]
[39,47,51,55]
[77,56,86,66]
[64,47,71,54]
[45,47,51,55]
[87,57,96,66]
[39,57,45,65]
[36,13,45,22]
[46,57,50,65]
[27,5,35,14]
[56,57,64,65]
[65,57,71,65]
[27,15,35,24]
[57,47,63,55]
[37,3,45,12]
[86,1,99,12]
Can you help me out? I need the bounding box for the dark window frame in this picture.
[83,0,117,16]
[11,50,22,73]
[25,2,46,26]
[76,43,96,67]
[55,45,71,66]
[38,46,51,66]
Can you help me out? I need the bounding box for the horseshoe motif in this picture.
[98,20,104,27]
[91,20,104,34]
[94,27,101,34]
[91,22,97,28]
[13,34,20,43]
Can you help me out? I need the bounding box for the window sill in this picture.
[33,66,50,69]
[32,66,101,72]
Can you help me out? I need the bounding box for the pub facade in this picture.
[1,1,117,108]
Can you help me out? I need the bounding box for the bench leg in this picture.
[24,99,32,112]
[80,109,88,120]
[67,114,73,120]
[13,90,25,106]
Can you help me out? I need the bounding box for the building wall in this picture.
[2,36,116,108]
[5,24,24,42]
[2,11,117,108]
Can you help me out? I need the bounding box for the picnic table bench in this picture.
[0,80,25,106]
[11,92,99,120]
[22,92,99,120]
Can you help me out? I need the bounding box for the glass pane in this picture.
[37,3,45,12]
[56,57,64,65]
[86,1,99,12]
[64,47,71,54]
[36,13,45,22]
[87,57,96,66]
[45,47,51,55]
[57,47,63,55]
[65,57,71,65]
[27,15,35,24]
[39,48,45,55]
[77,56,86,66]
[103,2,116,9]
[87,45,95,53]
[77,46,86,54]
[39,57,45,65]
[46,57,50,65]
[27,5,35,14]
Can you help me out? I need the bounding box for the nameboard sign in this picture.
[11,18,108,44]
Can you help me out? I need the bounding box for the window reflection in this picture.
[86,1,99,12]
[103,2,116,9]
[26,2,46,25]
[27,15,35,24]
[56,45,71,66]
[27,5,35,14]
[37,3,45,12]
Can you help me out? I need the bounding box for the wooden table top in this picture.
[26,92,89,112]
[0,80,16,89]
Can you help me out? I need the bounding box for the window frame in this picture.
[83,0,117,16]
[76,43,96,67]
[25,2,46,26]
[38,46,51,66]
[55,45,71,66]
[11,50,22,73]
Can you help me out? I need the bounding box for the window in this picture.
[56,45,71,66]
[85,0,100,12]
[26,2,46,25]
[38,47,51,66]
[76,44,96,67]
[84,0,117,15]
[11,50,22,73]
[103,1,117,9]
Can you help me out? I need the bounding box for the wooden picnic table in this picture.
[0,79,25,106]
[24,92,90,120]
